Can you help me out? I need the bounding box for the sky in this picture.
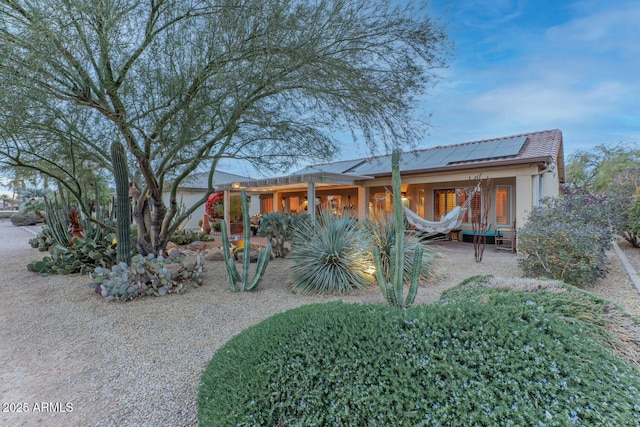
[223,0,640,177]
[268,0,640,174]
[419,0,640,152]
[3,0,639,193]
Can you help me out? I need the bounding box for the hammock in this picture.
[403,182,480,236]
[404,205,467,234]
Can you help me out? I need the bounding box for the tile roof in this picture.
[294,129,564,178]
[179,170,252,190]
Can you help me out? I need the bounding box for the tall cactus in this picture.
[111,140,131,264]
[43,195,71,247]
[221,189,271,291]
[373,149,423,309]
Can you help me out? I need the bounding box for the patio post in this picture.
[357,186,370,220]
[307,182,316,219]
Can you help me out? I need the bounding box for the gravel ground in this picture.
[2,219,640,427]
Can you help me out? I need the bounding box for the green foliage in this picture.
[111,140,131,263]
[43,196,71,247]
[169,229,215,246]
[290,211,374,294]
[566,142,640,193]
[257,212,310,257]
[627,189,640,246]
[198,296,640,426]
[440,276,638,368]
[518,192,613,287]
[365,150,432,308]
[89,253,205,302]
[362,215,436,286]
[221,189,271,292]
[0,0,450,261]
[27,236,118,276]
[15,187,48,212]
[28,227,55,251]
[565,143,640,247]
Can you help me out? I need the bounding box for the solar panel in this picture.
[294,159,365,175]
[447,136,527,165]
[345,135,529,175]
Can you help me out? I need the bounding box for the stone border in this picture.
[613,240,640,296]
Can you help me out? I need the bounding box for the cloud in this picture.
[420,0,640,153]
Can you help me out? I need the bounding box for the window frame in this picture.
[495,185,512,226]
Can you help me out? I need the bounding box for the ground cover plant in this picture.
[89,253,204,302]
[198,278,640,426]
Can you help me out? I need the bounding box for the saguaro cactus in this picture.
[111,140,131,263]
[373,149,423,309]
[221,189,272,291]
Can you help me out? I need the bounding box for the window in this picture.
[495,185,512,225]
[260,196,273,214]
[434,189,457,221]
[435,187,480,223]
[289,197,300,213]
[418,189,425,218]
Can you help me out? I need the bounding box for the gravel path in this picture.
[1,219,640,426]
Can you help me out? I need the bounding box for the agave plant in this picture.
[361,214,437,286]
[290,211,374,294]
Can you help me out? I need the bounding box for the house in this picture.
[214,129,565,236]
[166,170,259,229]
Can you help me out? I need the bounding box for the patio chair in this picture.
[495,219,516,253]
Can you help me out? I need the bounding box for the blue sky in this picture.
[220,0,640,177]
[420,0,640,151]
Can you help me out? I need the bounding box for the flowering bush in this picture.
[198,282,640,426]
[205,192,224,219]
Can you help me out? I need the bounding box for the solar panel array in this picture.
[348,135,528,176]
[294,159,366,175]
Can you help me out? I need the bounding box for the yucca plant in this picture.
[290,211,374,294]
[361,214,437,286]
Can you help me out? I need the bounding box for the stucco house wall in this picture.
[214,129,565,235]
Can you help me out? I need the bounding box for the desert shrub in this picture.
[198,296,640,426]
[361,214,437,285]
[626,189,640,246]
[518,193,613,287]
[27,235,119,276]
[29,227,55,251]
[169,229,215,245]
[290,212,374,294]
[257,212,310,257]
[88,253,204,302]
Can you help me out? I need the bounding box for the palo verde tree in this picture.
[565,142,640,243]
[0,0,450,255]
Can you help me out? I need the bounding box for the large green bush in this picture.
[198,286,640,426]
[518,192,613,287]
